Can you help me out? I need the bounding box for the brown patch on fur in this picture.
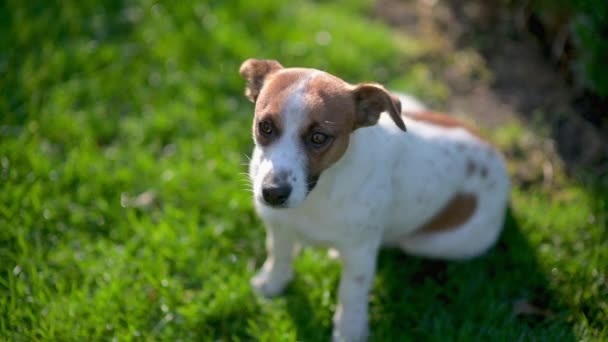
[242,60,406,182]
[410,111,486,141]
[301,74,358,178]
[240,59,283,102]
[415,193,478,234]
[252,69,312,143]
[250,67,358,178]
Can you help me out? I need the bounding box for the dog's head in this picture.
[240,59,405,209]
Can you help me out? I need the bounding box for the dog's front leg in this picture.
[332,241,379,342]
[251,224,297,298]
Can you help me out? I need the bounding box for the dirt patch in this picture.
[375,0,608,173]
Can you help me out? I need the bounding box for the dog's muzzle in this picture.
[261,172,292,207]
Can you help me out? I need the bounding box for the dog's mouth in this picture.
[306,174,319,194]
[259,200,289,209]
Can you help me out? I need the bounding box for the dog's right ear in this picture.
[239,59,283,102]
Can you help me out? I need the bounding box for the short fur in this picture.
[240,59,510,342]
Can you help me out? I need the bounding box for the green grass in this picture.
[1,0,606,340]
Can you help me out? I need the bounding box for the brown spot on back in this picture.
[466,159,476,176]
[415,193,478,234]
[354,275,366,284]
[480,166,488,178]
[410,111,486,142]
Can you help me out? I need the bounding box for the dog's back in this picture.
[390,112,510,259]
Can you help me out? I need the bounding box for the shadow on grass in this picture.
[284,284,333,341]
[439,0,608,171]
[284,208,576,341]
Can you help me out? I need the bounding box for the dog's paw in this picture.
[332,306,369,342]
[250,269,292,298]
[332,325,369,342]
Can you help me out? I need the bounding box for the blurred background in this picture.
[1,0,606,340]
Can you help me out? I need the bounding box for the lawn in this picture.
[1,0,606,340]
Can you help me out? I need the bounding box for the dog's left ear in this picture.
[239,59,283,102]
[352,84,406,132]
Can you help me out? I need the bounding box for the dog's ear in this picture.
[239,59,283,102]
[352,84,406,131]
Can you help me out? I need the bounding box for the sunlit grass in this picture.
[1,0,606,340]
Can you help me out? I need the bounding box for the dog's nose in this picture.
[262,183,292,206]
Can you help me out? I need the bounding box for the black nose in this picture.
[262,183,292,206]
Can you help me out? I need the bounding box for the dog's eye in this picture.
[259,120,273,135]
[310,132,330,147]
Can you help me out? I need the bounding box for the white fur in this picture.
[249,92,510,341]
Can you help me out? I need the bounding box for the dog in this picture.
[240,59,510,341]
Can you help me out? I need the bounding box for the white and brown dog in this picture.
[240,59,510,341]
